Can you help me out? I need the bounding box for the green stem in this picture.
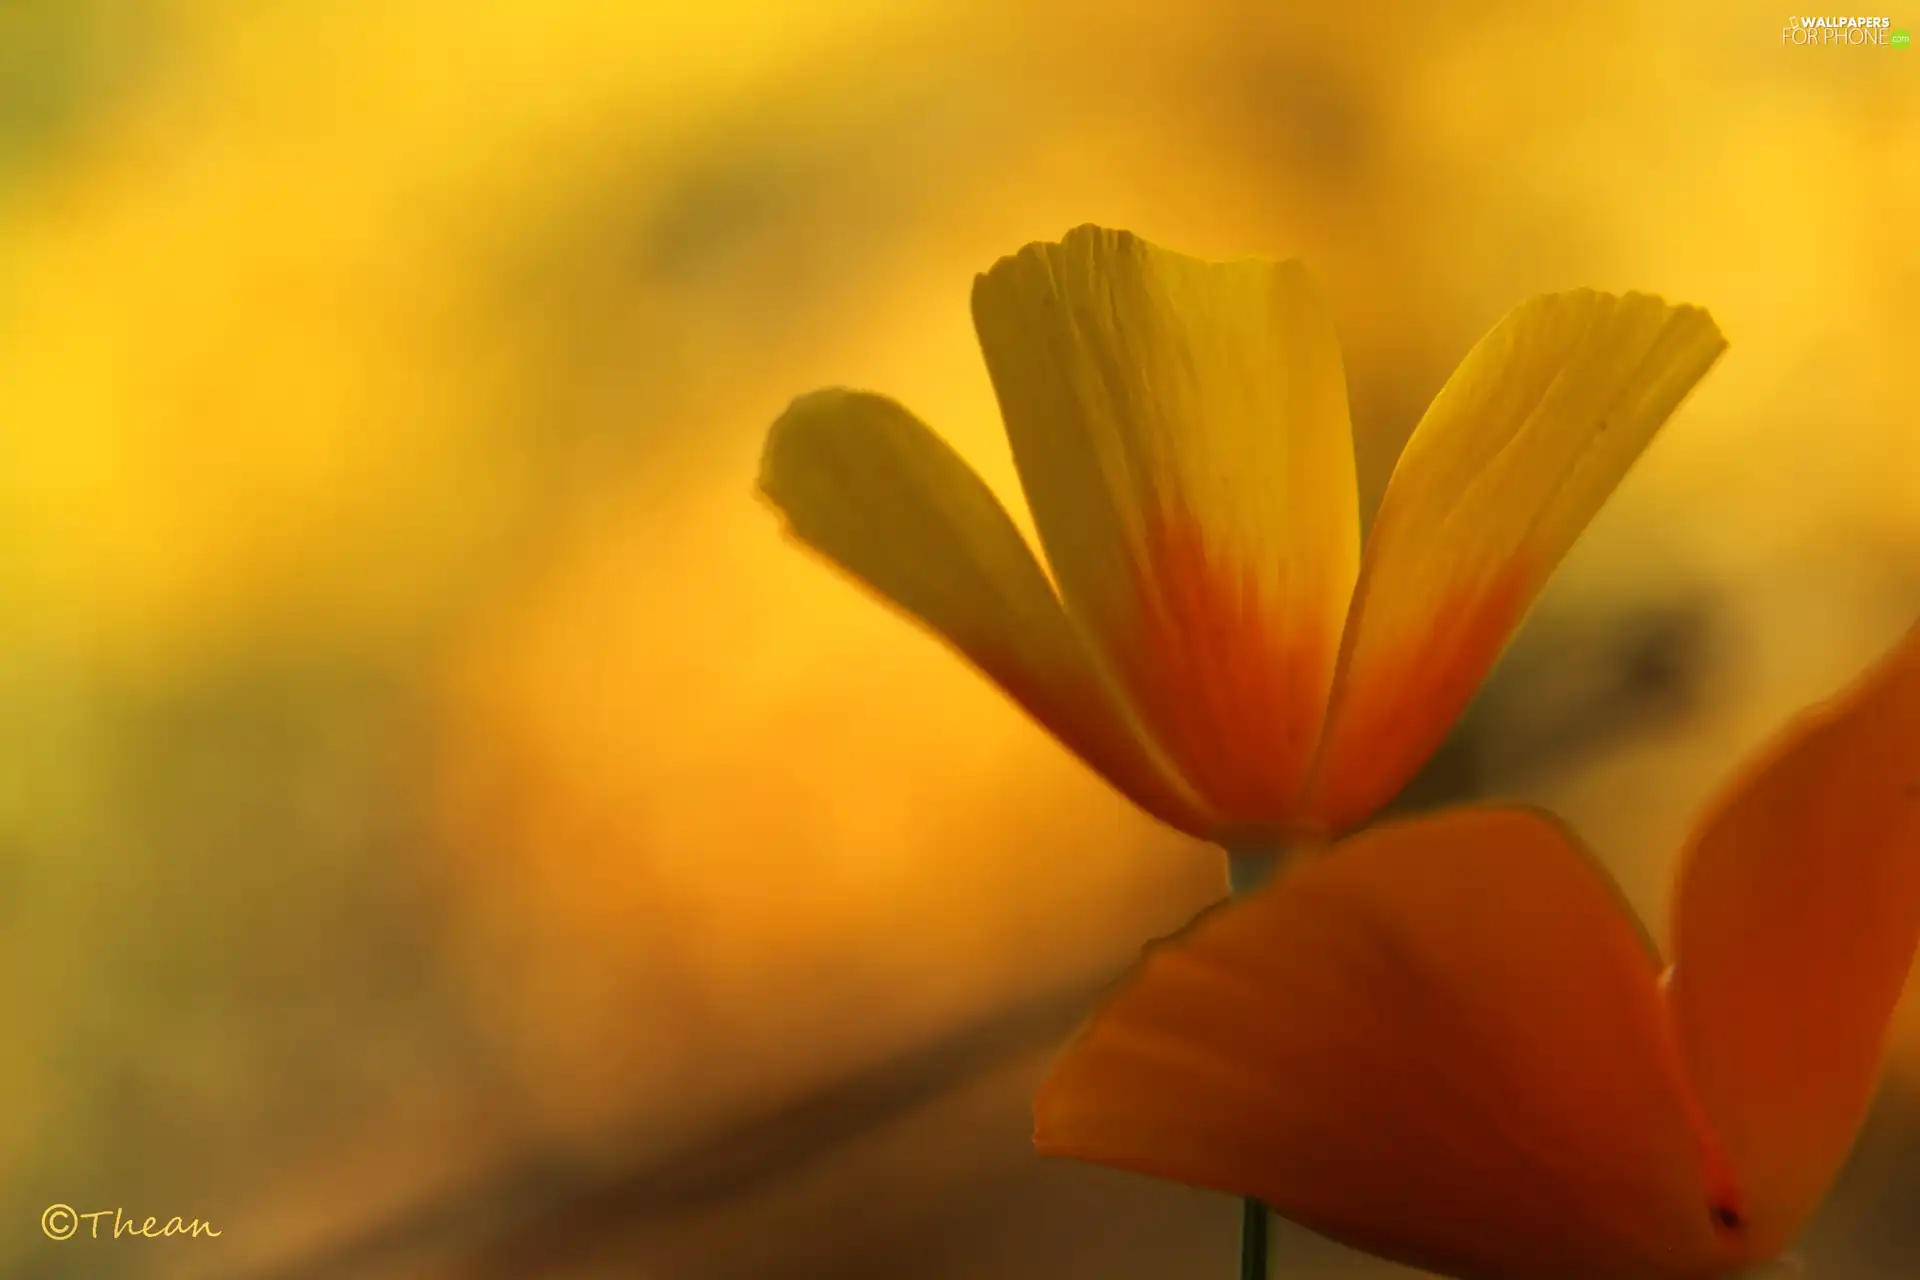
[1225,850,1276,896]
[1225,847,1280,1279]
[1240,1198,1270,1279]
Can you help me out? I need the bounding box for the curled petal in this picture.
[760,389,1212,834]
[1306,290,1727,833]
[1670,622,1920,1259]
[1037,806,1738,1280]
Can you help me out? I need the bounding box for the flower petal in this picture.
[971,226,1359,838]
[760,389,1212,835]
[1035,806,1738,1280]
[1668,622,1920,1259]
[1305,291,1727,834]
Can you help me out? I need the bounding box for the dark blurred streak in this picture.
[483,73,1002,464]
[239,976,1113,1280]
[632,120,917,297]
[1386,588,1723,816]
[441,70,1020,613]
[240,589,1727,1280]
[0,0,163,190]
[1805,1076,1920,1275]
[1198,42,1377,190]
[0,655,500,1279]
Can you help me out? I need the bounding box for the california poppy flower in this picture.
[758,225,1726,855]
[1036,621,1920,1278]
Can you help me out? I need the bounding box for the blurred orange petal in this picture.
[1304,291,1727,834]
[971,226,1359,837]
[760,388,1213,834]
[1669,620,1920,1259]
[1036,806,1736,1280]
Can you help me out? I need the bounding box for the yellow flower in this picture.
[759,224,1726,848]
[1035,623,1920,1278]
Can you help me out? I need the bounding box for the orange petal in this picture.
[971,226,1359,837]
[760,389,1213,835]
[1036,807,1738,1280]
[1669,622,1920,1259]
[1304,291,1727,834]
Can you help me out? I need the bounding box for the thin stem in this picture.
[1226,849,1277,896]
[1240,1198,1270,1279]
[1225,846,1281,1279]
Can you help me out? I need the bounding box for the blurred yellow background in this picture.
[1,1,1916,1276]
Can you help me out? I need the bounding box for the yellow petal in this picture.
[1668,622,1920,1259]
[1305,291,1727,834]
[759,389,1212,835]
[1036,806,1741,1280]
[971,226,1359,838]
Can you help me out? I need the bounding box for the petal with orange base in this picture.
[971,226,1359,836]
[1304,291,1727,834]
[760,389,1213,836]
[1036,807,1741,1280]
[1668,622,1920,1261]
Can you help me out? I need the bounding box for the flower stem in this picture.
[1225,849,1276,896]
[1240,1198,1270,1279]
[1225,847,1280,1279]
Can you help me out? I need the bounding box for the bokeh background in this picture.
[2,1,1917,1276]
